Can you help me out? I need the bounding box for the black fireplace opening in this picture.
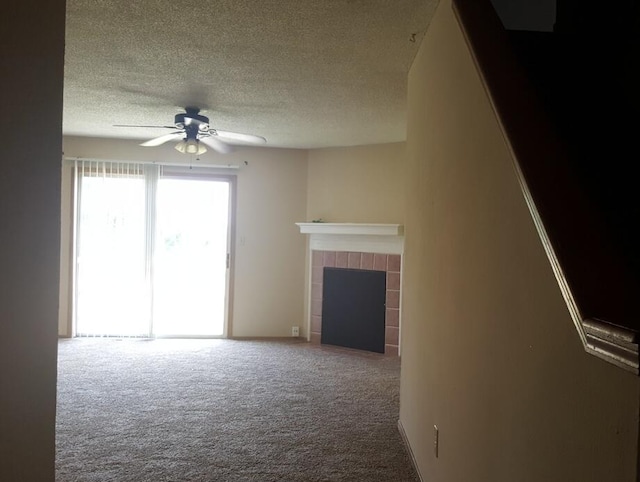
[321,267,386,353]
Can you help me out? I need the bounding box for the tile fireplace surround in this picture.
[296,223,404,356]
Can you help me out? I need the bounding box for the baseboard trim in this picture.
[398,419,424,482]
[229,336,307,343]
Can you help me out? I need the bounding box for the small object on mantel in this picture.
[312,218,325,223]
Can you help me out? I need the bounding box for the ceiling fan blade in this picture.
[114,124,177,129]
[200,135,233,154]
[213,130,267,144]
[140,132,184,147]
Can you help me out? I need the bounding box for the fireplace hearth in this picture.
[297,223,404,356]
[310,249,401,355]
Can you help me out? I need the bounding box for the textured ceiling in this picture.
[63,0,439,149]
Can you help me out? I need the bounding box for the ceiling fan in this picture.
[114,107,267,155]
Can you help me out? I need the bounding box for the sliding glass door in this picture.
[75,167,149,336]
[152,177,229,336]
[73,161,232,338]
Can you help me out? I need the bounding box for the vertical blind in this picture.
[71,160,231,338]
[73,160,156,336]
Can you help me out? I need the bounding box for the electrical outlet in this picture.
[434,425,439,458]
[292,326,299,337]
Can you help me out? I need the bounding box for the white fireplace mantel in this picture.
[296,223,404,254]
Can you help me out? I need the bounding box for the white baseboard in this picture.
[398,419,424,482]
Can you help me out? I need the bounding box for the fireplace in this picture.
[297,223,404,356]
[321,267,386,353]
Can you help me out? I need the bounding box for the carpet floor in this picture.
[55,338,419,482]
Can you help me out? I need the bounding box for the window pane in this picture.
[76,176,149,336]
[152,178,229,336]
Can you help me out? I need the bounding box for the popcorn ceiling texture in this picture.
[63,0,439,149]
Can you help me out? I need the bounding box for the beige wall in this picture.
[61,137,308,338]
[306,143,405,223]
[0,1,65,480]
[302,143,406,340]
[231,147,308,337]
[400,1,639,481]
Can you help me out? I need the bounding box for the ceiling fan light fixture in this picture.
[119,107,266,155]
[174,138,207,155]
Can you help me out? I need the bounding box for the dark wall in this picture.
[490,0,556,31]
[0,1,66,481]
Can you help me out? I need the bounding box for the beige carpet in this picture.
[55,338,418,481]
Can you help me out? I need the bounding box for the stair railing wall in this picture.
[451,0,639,373]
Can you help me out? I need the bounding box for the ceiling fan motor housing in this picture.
[174,110,210,131]
[131,106,265,153]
